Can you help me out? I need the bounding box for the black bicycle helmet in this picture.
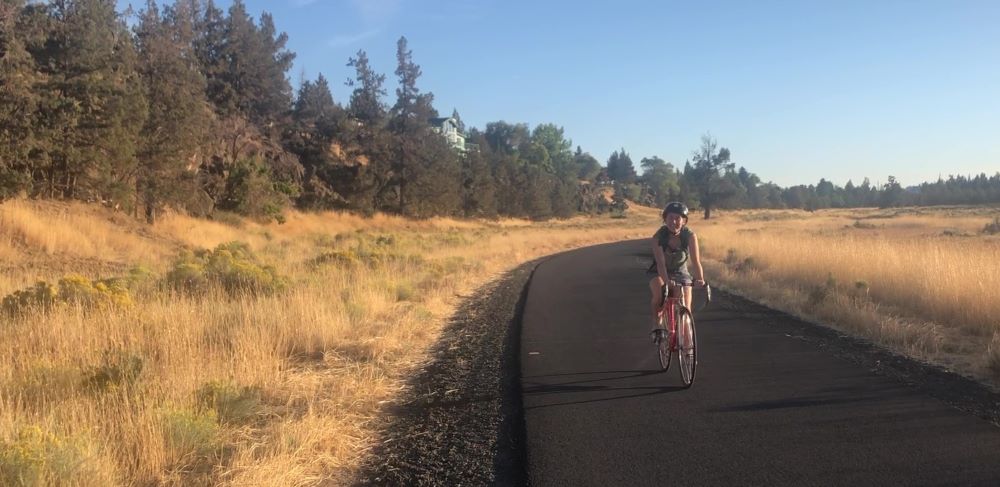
[663,201,689,220]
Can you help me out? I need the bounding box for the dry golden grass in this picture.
[0,198,657,485]
[0,199,169,266]
[695,206,1000,382]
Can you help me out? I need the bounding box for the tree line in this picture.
[0,0,613,222]
[2,1,997,223]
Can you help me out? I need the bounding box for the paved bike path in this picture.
[520,239,1000,486]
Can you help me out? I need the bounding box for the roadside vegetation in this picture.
[695,206,1000,384]
[0,198,657,485]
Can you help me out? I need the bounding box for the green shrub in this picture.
[374,234,397,247]
[313,249,423,269]
[310,250,361,269]
[195,382,262,425]
[166,242,287,296]
[395,283,417,302]
[428,256,469,277]
[160,407,219,459]
[83,350,144,392]
[0,426,108,486]
[436,232,470,246]
[724,249,740,266]
[722,249,763,273]
[982,217,1000,235]
[209,210,246,228]
[1,282,58,315]
[807,274,838,307]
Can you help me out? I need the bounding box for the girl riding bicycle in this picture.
[649,202,705,329]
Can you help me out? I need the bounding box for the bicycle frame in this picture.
[658,285,685,351]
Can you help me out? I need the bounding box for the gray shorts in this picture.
[668,267,693,286]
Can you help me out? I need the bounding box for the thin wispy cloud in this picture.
[418,1,491,23]
[350,0,402,25]
[327,29,381,48]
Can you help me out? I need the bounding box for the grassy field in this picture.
[3,200,999,485]
[0,199,659,485]
[693,206,1000,383]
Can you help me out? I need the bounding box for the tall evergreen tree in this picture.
[574,147,601,182]
[190,0,230,114]
[451,108,465,134]
[686,134,737,219]
[483,121,529,155]
[460,132,497,217]
[606,148,637,183]
[531,124,576,217]
[346,49,386,124]
[218,2,293,129]
[389,36,460,217]
[134,0,212,223]
[640,156,680,207]
[31,0,146,206]
[0,0,40,197]
[342,49,390,212]
[287,73,347,208]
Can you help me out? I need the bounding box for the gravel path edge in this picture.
[354,259,540,486]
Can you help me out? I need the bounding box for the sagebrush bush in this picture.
[84,349,144,392]
[310,248,424,270]
[195,381,262,425]
[1,270,143,316]
[1,282,58,315]
[807,274,839,307]
[166,242,286,296]
[0,425,110,486]
[160,407,219,461]
[982,217,1000,235]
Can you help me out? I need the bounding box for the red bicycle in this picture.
[652,282,710,388]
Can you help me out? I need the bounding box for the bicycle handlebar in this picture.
[663,281,712,310]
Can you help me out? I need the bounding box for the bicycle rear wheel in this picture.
[676,306,697,388]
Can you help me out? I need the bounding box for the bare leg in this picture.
[648,277,663,327]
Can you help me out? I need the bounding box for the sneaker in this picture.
[650,329,665,344]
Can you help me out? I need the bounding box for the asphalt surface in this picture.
[520,239,1000,486]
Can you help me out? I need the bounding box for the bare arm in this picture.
[689,233,705,286]
[652,236,668,285]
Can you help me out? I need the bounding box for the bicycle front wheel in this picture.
[656,318,672,372]
[676,306,697,388]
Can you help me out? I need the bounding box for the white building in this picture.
[429,117,466,152]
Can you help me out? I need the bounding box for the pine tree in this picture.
[0,0,40,197]
[460,133,497,217]
[388,36,456,216]
[134,0,212,223]
[192,0,233,116]
[219,2,293,129]
[606,148,637,184]
[686,135,737,219]
[288,73,347,209]
[32,0,146,206]
[343,48,391,213]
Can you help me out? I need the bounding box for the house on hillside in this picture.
[429,117,467,152]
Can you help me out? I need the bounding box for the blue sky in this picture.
[121,0,1000,187]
